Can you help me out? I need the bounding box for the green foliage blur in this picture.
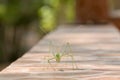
[0,0,75,63]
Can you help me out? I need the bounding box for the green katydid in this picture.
[47,42,78,70]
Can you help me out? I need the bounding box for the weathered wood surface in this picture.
[0,24,120,80]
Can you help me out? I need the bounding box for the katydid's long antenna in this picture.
[49,41,56,55]
[62,42,71,55]
[67,42,72,54]
[49,41,53,54]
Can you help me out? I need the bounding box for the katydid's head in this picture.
[55,53,61,63]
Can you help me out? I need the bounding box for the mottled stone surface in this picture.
[0,24,120,80]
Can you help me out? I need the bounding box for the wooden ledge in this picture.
[0,24,120,80]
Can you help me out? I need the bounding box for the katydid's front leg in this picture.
[48,58,56,70]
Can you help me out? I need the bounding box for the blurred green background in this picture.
[0,0,75,70]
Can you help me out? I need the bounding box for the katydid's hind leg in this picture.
[70,55,78,69]
[72,55,78,69]
[65,42,78,69]
[67,54,78,70]
[62,54,78,70]
[47,58,56,71]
